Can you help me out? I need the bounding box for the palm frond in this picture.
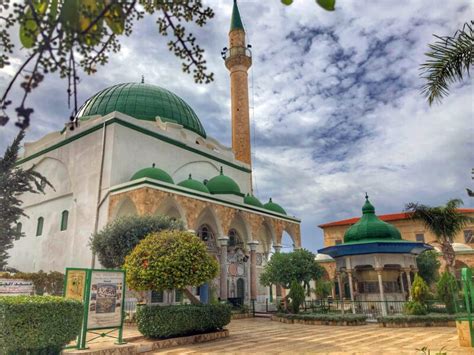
[420,21,474,105]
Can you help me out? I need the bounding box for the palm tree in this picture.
[405,199,473,275]
[420,21,473,105]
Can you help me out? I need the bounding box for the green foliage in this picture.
[416,250,441,285]
[404,300,428,315]
[436,271,458,314]
[288,280,305,314]
[420,21,473,105]
[412,274,431,303]
[0,295,83,354]
[136,303,231,338]
[0,270,65,295]
[377,313,465,323]
[276,312,367,323]
[124,230,219,291]
[90,214,183,268]
[0,130,52,269]
[260,249,324,289]
[313,280,332,299]
[281,0,336,11]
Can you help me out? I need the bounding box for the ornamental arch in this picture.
[194,206,223,238]
[111,196,138,219]
[154,196,187,227]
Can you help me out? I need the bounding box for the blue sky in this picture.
[1,0,473,252]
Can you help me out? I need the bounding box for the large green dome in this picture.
[206,167,242,196]
[263,198,287,215]
[178,174,210,194]
[344,196,402,243]
[130,165,174,184]
[76,82,207,137]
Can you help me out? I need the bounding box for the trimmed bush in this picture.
[0,296,83,354]
[378,313,467,327]
[137,304,231,338]
[276,312,367,323]
[404,300,428,315]
[288,280,305,314]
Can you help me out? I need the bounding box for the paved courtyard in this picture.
[147,318,472,354]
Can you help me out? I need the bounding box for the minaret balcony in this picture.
[223,46,252,70]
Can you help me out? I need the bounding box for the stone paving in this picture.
[145,318,473,355]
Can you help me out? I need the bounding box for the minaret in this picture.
[225,0,252,167]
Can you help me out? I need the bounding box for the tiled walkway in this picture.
[146,318,472,354]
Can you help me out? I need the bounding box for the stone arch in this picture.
[154,196,187,227]
[281,231,294,253]
[256,220,275,253]
[110,197,138,219]
[228,212,252,244]
[172,160,219,184]
[194,206,223,237]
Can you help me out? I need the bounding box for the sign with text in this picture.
[0,279,34,295]
[86,270,125,329]
[65,269,87,301]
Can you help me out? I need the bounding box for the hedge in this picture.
[276,313,367,322]
[0,296,83,355]
[377,313,467,323]
[137,303,231,338]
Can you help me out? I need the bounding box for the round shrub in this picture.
[0,296,83,354]
[124,230,219,291]
[136,304,231,338]
[90,214,184,268]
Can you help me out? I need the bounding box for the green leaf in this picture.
[316,0,336,11]
[105,4,125,35]
[33,0,49,15]
[281,0,294,5]
[19,8,39,48]
[59,0,80,32]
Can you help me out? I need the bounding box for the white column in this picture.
[347,269,356,314]
[337,272,345,315]
[399,271,405,298]
[218,236,229,301]
[248,241,259,301]
[405,268,413,300]
[376,268,387,316]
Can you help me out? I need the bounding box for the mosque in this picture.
[9,1,300,308]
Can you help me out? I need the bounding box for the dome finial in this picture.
[365,192,369,200]
[188,173,192,179]
[152,163,155,168]
[141,75,145,84]
[220,166,223,175]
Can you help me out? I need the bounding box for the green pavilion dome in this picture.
[178,174,210,194]
[244,193,263,208]
[344,195,402,243]
[263,198,287,215]
[206,167,242,196]
[130,164,174,184]
[76,82,207,138]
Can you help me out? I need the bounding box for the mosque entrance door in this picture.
[237,278,245,300]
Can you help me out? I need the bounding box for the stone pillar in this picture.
[399,271,405,298]
[273,244,283,298]
[376,268,387,316]
[248,241,259,301]
[347,270,356,314]
[337,272,344,315]
[331,279,336,299]
[404,268,413,300]
[218,236,229,301]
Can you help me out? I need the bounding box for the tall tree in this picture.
[420,21,473,105]
[0,129,51,269]
[405,199,473,275]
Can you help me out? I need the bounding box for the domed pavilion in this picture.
[10,1,300,311]
[318,195,432,315]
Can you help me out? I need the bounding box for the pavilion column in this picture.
[347,269,356,314]
[331,278,336,299]
[399,271,405,298]
[404,268,412,300]
[248,241,259,301]
[336,272,345,315]
[376,268,387,316]
[218,236,229,301]
[273,244,283,298]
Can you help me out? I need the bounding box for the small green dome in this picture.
[206,167,242,196]
[130,164,174,184]
[178,174,210,194]
[263,198,287,215]
[344,195,402,243]
[244,193,263,208]
[76,82,207,137]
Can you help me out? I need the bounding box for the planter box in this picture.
[456,319,473,347]
[271,315,366,326]
[379,321,456,328]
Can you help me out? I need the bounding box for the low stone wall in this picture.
[271,315,366,326]
[63,329,229,355]
[379,321,456,328]
[231,312,253,320]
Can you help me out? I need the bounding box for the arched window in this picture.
[60,210,69,231]
[197,224,218,254]
[228,229,243,248]
[36,217,44,237]
[15,223,22,240]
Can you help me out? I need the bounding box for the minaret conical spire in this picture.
[230,0,244,32]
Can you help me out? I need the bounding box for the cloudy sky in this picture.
[1,0,473,252]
